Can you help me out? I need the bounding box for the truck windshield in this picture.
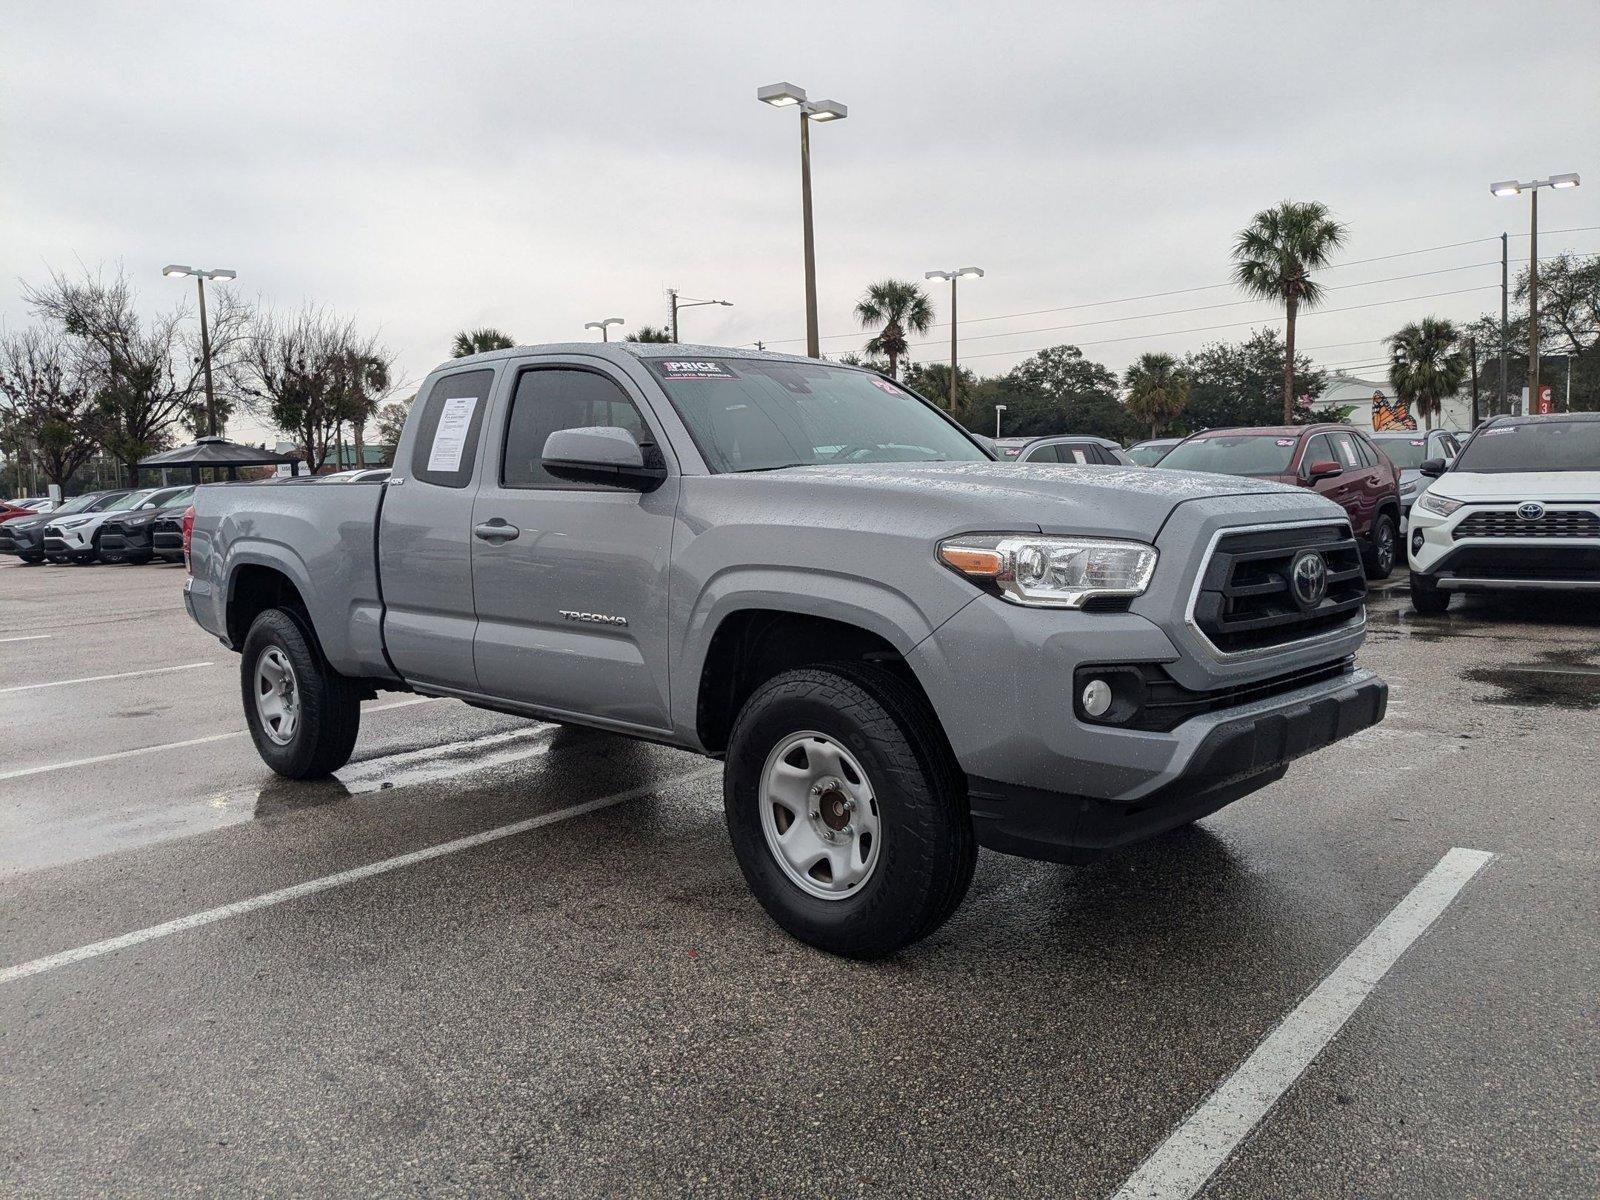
[646,358,988,473]
[1454,419,1600,473]
[1157,434,1297,476]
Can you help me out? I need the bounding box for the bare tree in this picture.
[374,395,414,461]
[0,328,103,493]
[23,265,249,483]
[236,307,390,473]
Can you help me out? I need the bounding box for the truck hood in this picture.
[1425,470,1600,503]
[751,462,1311,538]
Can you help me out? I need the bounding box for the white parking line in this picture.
[0,660,214,695]
[1108,847,1494,1200]
[0,634,52,644]
[0,764,720,985]
[0,695,439,782]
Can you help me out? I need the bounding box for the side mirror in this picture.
[1419,457,1447,478]
[541,427,667,489]
[1305,459,1343,481]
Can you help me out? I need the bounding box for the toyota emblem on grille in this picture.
[1516,501,1545,521]
[1290,550,1328,610]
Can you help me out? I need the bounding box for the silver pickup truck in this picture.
[186,343,1386,957]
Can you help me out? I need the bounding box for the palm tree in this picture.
[1388,317,1467,430]
[627,325,673,343]
[854,280,934,380]
[451,327,515,358]
[1122,353,1191,439]
[1231,201,1348,422]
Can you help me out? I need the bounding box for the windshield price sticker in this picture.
[655,360,737,381]
[870,378,900,395]
[1410,439,1425,446]
[1276,438,1296,446]
[1483,427,1517,436]
[426,395,478,472]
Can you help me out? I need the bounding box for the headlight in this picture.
[938,534,1158,608]
[1400,479,1418,496]
[1416,492,1464,518]
[54,517,91,529]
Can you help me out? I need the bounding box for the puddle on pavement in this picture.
[1463,663,1600,710]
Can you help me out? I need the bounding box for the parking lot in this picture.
[1,557,1596,1198]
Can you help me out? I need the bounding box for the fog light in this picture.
[1411,529,1424,555]
[1081,678,1113,718]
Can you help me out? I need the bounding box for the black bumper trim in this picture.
[967,675,1388,864]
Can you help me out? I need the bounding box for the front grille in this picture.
[1193,522,1365,654]
[1454,509,1600,540]
[43,537,68,551]
[1442,545,1600,582]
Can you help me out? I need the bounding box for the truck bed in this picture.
[185,477,397,682]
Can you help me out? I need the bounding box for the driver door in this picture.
[469,362,679,733]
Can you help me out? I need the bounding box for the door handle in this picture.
[473,520,520,542]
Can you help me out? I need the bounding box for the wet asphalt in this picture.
[0,558,1596,1198]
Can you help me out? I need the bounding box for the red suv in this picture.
[1157,424,1404,578]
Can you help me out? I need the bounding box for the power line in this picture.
[764,233,1597,348]
[904,260,1514,351]
[956,284,1500,362]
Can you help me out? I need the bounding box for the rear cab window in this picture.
[410,369,495,488]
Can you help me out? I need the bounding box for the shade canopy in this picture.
[138,436,301,469]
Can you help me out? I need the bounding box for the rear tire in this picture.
[724,664,976,959]
[240,608,362,778]
[1363,511,1397,580]
[1409,571,1450,614]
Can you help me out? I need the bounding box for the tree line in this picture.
[0,265,393,495]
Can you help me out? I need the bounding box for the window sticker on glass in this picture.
[653,360,738,381]
[426,396,480,472]
[1276,438,1296,446]
[1483,427,1517,436]
[1410,439,1425,446]
[869,377,900,394]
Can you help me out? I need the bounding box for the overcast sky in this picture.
[6,1,1598,443]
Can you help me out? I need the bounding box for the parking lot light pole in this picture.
[994,403,1007,439]
[163,265,236,438]
[584,317,625,342]
[667,290,732,343]
[925,267,984,413]
[1490,173,1579,412]
[758,83,847,358]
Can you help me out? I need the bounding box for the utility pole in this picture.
[668,288,679,343]
[1468,335,1480,428]
[1528,187,1539,412]
[1499,232,1509,418]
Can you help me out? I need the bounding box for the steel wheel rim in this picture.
[254,646,300,746]
[758,731,881,901]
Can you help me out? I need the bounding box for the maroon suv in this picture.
[1157,424,1403,578]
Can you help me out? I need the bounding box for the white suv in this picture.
[1408,413,1600,614]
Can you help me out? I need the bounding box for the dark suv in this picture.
[1157,424,1404,578]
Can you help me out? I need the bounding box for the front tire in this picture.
[724,665,976,959]
[1409,571,1450,614]
[240,608,362,778]
[1363,511,1397,580]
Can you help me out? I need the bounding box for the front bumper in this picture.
[100,527,154,556]
[1409,501,1600,590]
[967,671,1387,862]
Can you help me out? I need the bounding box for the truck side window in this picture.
[501,368,649,490]
[410,369,493,489]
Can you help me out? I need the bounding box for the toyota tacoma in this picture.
[184,343,1386,957]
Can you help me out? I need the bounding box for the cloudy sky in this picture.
[5,1,1598,442]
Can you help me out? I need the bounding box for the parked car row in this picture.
[0,486,194,565]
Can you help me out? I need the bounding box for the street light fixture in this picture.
[667,289,732,343]
[1491,172,1580,411]
[162,264,236,437]
[757,81,848,358]
[926,267,984,413]
[994,403,1007,440]
[584,317,625,342]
